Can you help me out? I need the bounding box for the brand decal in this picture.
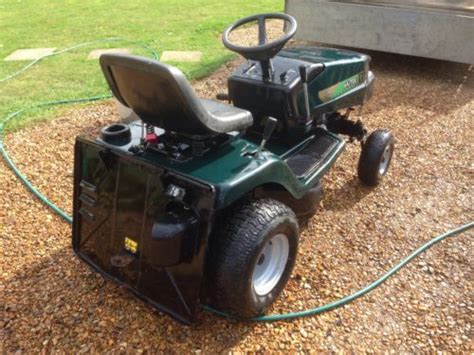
[318,72,365,102]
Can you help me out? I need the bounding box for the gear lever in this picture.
[257,116,278,155]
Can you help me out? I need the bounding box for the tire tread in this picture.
[358,129,394,186]
[208,198,298,318]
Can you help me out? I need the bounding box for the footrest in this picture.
[285,130,341,178]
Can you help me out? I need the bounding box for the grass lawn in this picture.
[0,0,281,130]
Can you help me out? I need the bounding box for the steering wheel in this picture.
[222,13,297,62]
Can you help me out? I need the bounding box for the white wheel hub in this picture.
[379,144,393,176]
[252,233,289,296]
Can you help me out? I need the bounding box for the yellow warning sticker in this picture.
[124,237,138,254]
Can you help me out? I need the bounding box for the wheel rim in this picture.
[252,233,289,296]
[379,144,393,176]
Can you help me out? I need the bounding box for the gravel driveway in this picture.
[1,50,473,352]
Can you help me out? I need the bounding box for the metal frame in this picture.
[285,0,474,64]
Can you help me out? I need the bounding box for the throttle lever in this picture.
[299,65,311,122]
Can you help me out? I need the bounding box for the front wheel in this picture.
[358,129,394,186]
[207,199,299,319]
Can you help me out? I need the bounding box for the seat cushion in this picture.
[199,98,253,133]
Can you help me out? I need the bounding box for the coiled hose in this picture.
[0,39,472,322]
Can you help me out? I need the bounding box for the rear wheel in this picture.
[358,129,394,186]
[207,199,299,319]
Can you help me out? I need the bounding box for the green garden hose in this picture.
[0,40,472,323]
[206,220,473,321]
[0,37,158,84]
[1,38,159,222]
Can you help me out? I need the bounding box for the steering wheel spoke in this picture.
[258,16,267,45]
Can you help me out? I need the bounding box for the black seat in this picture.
[100,54,253,136]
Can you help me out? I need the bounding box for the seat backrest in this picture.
[100,54,216,136]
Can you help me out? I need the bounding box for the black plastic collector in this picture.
[72,138,216,324]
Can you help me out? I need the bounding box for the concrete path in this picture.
[161,51,202,62]
[87,48,131,60]
[4,48,56,61]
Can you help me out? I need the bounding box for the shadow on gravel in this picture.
[365,51,473,115]
[322,176,374,212]
[368,51,472,82]
[2,246,255,352]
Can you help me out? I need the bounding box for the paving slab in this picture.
[87,48,132,60]
[161,51,202,62]
[4,48,56,61]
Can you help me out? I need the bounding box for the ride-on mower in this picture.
[72,13,394,324]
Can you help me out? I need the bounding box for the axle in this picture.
[325,109,367,141]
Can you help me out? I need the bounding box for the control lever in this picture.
[257,117,277,155]
[299,65,311,121]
